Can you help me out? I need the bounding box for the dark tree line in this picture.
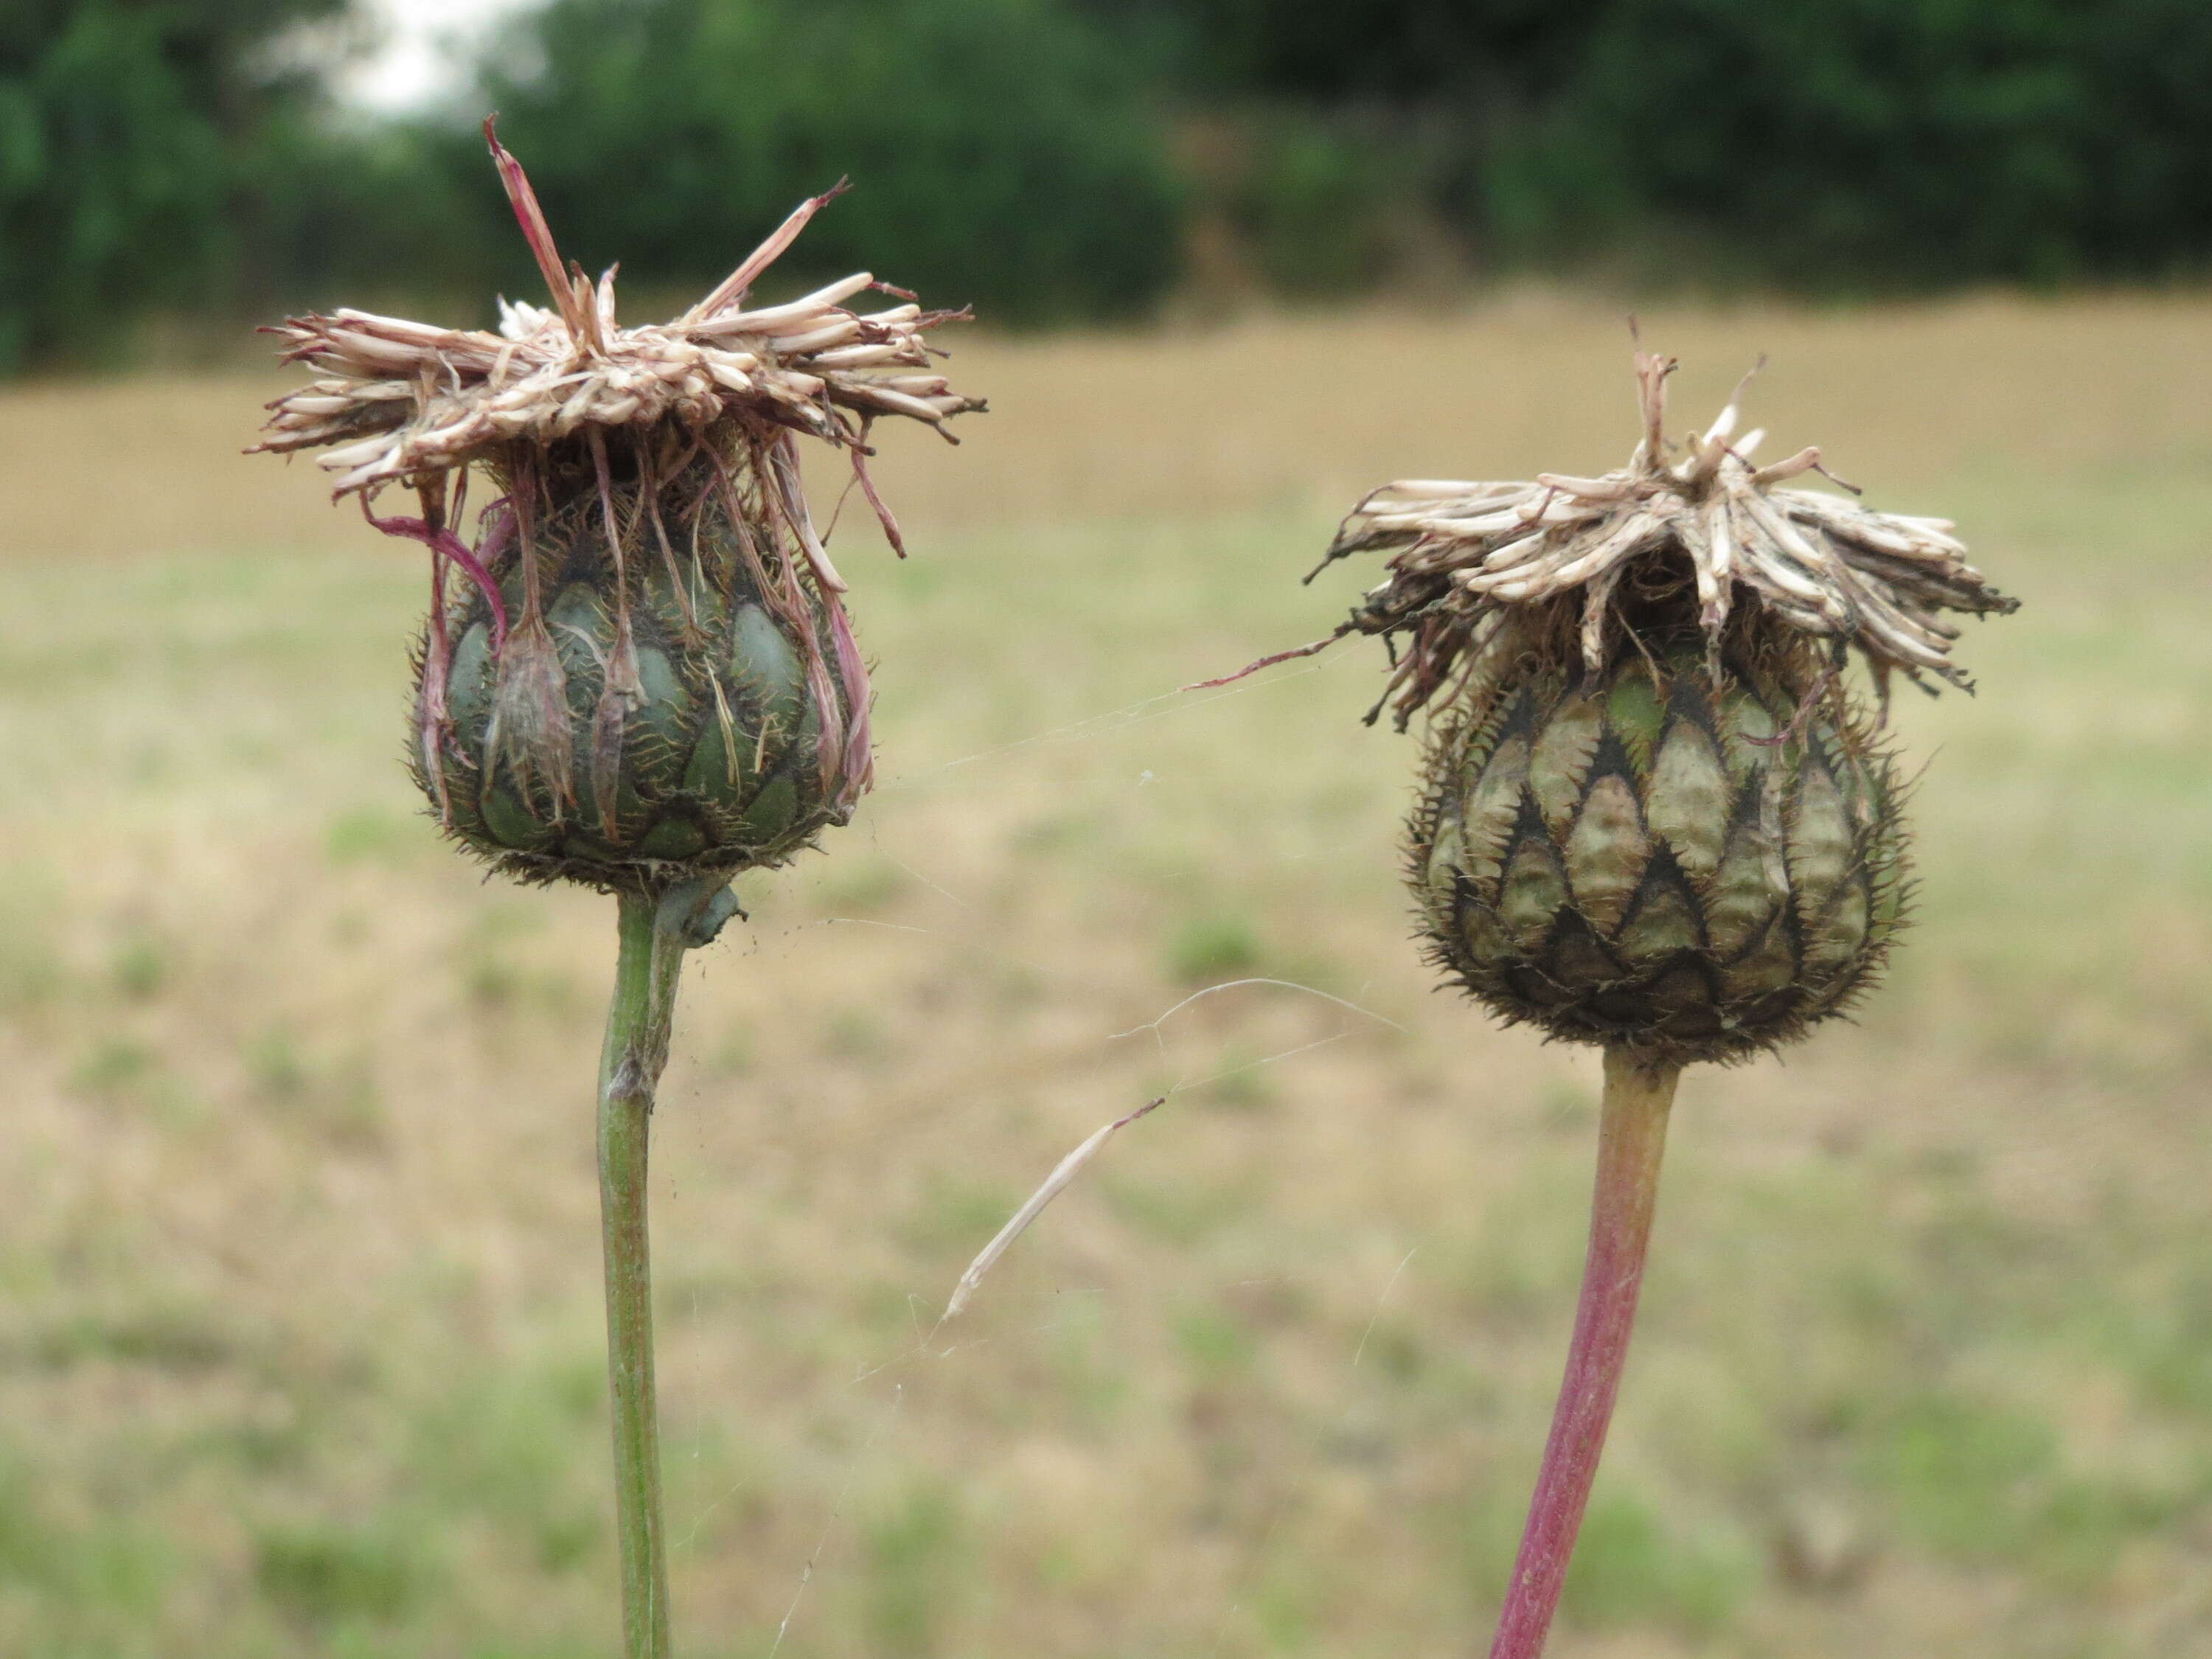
[1,0,350,367]
[7,0,2212,373]
[1099,0,2212,291]
[469,0,1180,324]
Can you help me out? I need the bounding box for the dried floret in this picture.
[1240,349,2016,730]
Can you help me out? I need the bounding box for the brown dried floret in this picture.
[1220,349,2017,730]
[255,125,980,513]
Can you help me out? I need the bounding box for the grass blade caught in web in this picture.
[942,1096,1165,1321]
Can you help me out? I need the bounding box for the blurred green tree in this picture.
[1503,0,2212,287]
[0,0,349,370]
[467,0,1183,323]
[1081,0,1607,101]
[1092,0,2212,291]
[9,0,2212,369]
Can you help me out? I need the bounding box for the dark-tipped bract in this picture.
[1409,631,1907,1065]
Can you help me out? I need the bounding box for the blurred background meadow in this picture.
[7,4,2212,1657]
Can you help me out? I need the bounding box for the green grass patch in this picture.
[1175,1306,1258,1379]
[1165,912,1262,984]
[326,804,425,866]
[1560,1490,1754,1636]
[255,1520,429,1626]
[864,1482,970,1658]
[406,1354,604,1575]
[1859,1391,2176,1585]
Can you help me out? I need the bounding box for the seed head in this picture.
[1248,348,2017,1064]
[1409,630,1909,1065]
[253,122,984,893]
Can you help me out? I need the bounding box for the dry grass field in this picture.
[4,293,2211,1658]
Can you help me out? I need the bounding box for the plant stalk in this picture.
[1486,1046,1682,1659]
[597,886,695,1659]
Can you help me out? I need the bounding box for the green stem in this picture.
[1486,1047,1681,1659]
[597,886,696,1659]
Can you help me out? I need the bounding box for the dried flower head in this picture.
[1221,347,2019,1068]
[1278,349,2016,730]
[254,122,984,892]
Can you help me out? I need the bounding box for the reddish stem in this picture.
[1486,1047,1681,1659]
